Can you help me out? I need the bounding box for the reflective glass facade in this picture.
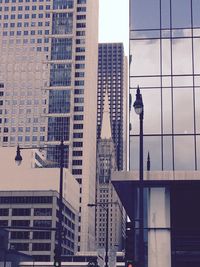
[52,13,73,34]
[49,90,71,114]
[50,63,72,86]
[130,0,200,171]
[51,38,72,60]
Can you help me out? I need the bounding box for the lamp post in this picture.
[133,86,144,267]
[88,203,112,267]
[15,140,65,267]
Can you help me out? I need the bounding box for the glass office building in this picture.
[130,0,200,171]
[124,1,200,266]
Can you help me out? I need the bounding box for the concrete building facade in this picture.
[0,0,99,251]
[0,149,80,261]
[0,190,79,262]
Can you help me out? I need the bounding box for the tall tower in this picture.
[128,1,200,266]
[0,0,99,251]
[97,43,127,171]
[96,89,125,251]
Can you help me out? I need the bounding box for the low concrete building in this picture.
[112,170,200,267]
[0,148,80,262]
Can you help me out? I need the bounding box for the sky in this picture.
[99,0,129,55]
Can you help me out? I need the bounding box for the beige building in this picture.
[0,147,80,261]
[0,0,99,251]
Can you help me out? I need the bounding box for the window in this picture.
[74,115,84,120]
[34,208,52,216]
[50,63,71,86]
[53,0,73,9]
[74,97,84,103]
[75,55,85,61]
[0,220,8,226]
[51,38,72,60]
[32,243,51,251]
[72,169,82,175]
[12,208,31,216]
[74,106,84,112]
[77,7,86,12]
[74,80,84,86]
[75,63,85,69]
[77,15,86,20]
[74,88,84,94]
[73,142,83,147]
[33,220,52,228]
[72,160,82,165]
[48,117,70,141]
[76,39,85,44]
[72,151,82,156]
[3,137,8,142]
[32,136,37,141]
[0,209,9,216]
[76,22,86,28]
[11,220,30,227]
[10,243,29,251]
[49,90,71,114]
[33,231,51,240]
[73,124,83,129]
[25,136,30,142]
[73,132,83,138]
[11,231,30,239]
[52,12,73,35]
[76,31,85,36]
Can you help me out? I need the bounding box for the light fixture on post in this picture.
[133,85,144,267]
[15,140,65,267]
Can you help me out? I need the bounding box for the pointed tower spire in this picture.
[101,85,112,139]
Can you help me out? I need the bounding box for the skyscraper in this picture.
[0,0,99,251]
[112,1,200,266]
[97,43,127,171]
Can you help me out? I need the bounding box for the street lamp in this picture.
[88,202,116,267]
[133,86,144,267]
[15,140,65,267]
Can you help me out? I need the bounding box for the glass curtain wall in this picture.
[130,0,200,171]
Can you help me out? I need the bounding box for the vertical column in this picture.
[148,187,171,267]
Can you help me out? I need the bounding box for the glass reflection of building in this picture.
[127,1,200,267]
[130,0,200,171]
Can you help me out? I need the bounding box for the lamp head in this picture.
[133,86,143,115]
[15,145,22,166]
